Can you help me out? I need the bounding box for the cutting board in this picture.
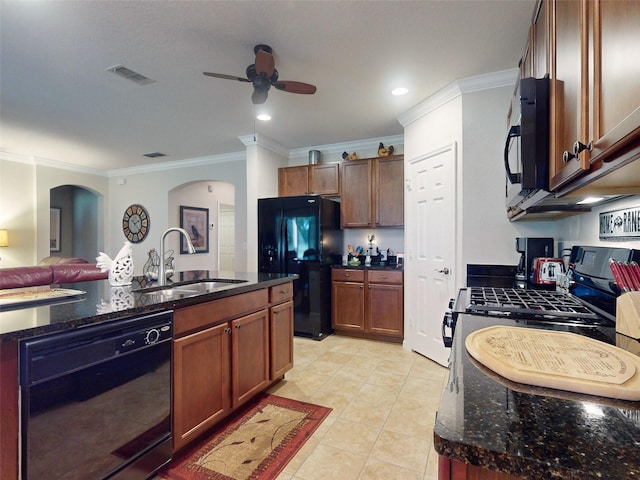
[465,326,640,401]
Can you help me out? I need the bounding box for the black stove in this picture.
[442,245,640,347]
[463,287,601,321]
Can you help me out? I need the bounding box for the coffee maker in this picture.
[515,237,554,289]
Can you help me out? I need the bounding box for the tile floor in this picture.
[267,334,449,480]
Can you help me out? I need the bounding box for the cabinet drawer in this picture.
[270,282,293,304]
[332,269,364,282]
[174,289,269,336]
[367,270,403,284]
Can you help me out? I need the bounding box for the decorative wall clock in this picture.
[122,204,150,243]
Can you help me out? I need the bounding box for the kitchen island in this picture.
[434,314,640,480]
[0,271,296,479]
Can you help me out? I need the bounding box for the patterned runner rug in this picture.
[159,393,331,480]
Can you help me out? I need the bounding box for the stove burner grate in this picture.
[466,287,599,320]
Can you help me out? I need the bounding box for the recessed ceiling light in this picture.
[256,114,271,121]
[391,87,408,96]
[577,196,605,205]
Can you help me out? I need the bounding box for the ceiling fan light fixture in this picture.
[256,114,271,121]
[391,87,409,96]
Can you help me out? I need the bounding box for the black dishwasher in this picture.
[20,311,173,480]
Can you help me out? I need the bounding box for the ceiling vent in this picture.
[142,152,166,158]
[107,65,155,86]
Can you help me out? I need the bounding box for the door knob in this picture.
[435,267,450,275]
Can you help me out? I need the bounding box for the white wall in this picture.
[107,155,247,274]
[166,180,235,273]
[460,86,556,270]
[0,156,37,267]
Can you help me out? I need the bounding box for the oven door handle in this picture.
[442,311,453,348]
[504,125,521,184]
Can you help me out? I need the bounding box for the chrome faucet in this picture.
[158,227,196,286]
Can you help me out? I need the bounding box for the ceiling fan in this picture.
[203,44,317,105]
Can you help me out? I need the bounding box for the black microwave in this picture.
[504,76,550,210]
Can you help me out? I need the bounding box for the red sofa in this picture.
[0,263,108,290]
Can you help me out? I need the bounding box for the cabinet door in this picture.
[231,309,270,409]
[173,322,231,451]
[374,157,404,227]
[332,281,365,331]
[532,0,550,78]
[309,164,340,195]
[270,300,294,379]
[278,166,309,196]
[341,160,372,228]
[590,0,640,162]
[367,283,403,338]
[549,0,591,190]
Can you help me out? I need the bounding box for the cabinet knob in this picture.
[224,327,231,333]
[572,140,592,155]
[562,150,577,163]
[345,273,350,277]
[235,324,241,329]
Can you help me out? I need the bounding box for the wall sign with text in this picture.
[599,206,640,239]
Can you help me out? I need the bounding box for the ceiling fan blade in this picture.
[203,72,251,82]
[255,50,275,77]
[252,89,269,105]
[273,81,317,95]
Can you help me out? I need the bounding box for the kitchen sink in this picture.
[133,278,248,300]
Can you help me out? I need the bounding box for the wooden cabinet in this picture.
[172,286,292,451]
[332,269,366,331]
[231,309,270,409]
[548,0,590,190]
[548,0,640,192]
[269,283,294,379]
[279,165,309,196]
[438,456,526,480]
[332,268,403,341]
[366,270,404,338]
[341,160,373,228]
[278,163,340,196]
[173,322,231,451]
[375,156,405,227]
[341,155,404,228]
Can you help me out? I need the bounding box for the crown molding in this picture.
[238,134,289,157]
[107,150,246,177]
[288,134,404,160]
[1,151,107,176]
[398,68,518,127]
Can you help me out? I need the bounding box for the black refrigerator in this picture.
[258,195,343,340]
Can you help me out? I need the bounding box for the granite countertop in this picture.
[434,314,640,480]
[0,271,296,342]
[332,264,403,271]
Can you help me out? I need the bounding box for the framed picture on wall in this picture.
[50,207,61,252]
[179,206,209,254]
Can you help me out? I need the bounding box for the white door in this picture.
[405,143,457,367]
[218,205,235,272]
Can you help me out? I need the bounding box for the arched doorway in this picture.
[168,180,235,272]
[49,185,99,262]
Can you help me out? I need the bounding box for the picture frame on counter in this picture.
[179,206,209,254]
[50,207,61,252]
